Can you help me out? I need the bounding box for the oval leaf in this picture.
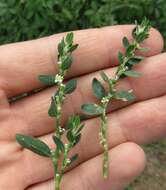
[118,51,124,64]
[76,124,85,135]
[61,55,72,70]
[66,154,79,167]
[139,47,149,52]
[128,56,144,65]
[68,44,78,52]
[100,71,109,82]
[64,79,77,94]
[52,136,65,152]
[16,134,51,157]
[66,32,74,44]
[92,78,106,100]
[58,38,65,55]
[81,103,103,115]
[48,97,57,117]
[70,154,78,164]
[38,75,55,85]
[123,37,130,48]
[126,44,136,56]
[124,70,142,77]
[67,131,74,142]
[115,90,135,101]
[73,134,81,146]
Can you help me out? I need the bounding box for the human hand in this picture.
[0,25,165,190]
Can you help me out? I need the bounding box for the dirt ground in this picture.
[126,140,166,190]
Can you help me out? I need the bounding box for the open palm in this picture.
[0,25,165,190]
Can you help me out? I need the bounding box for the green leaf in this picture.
[118,51,124,64]
[124,70,142,77]
[92,78,106,100]
[16,134,51,157]
[123,37,130,48]
[73,134,81,146]
[58,43,63,56]
[70,115,80,129]
[76,124,85,134]
[81,103,103,115]
[66,115,84,136]
[61,55,72,70]
[126,44,136,56]
[132,26,137,39]
[70,154,78,164]
[132,18,151,43]
[66,115,79,130]
[58,38,65,55]
[115,90,135,101]
[128,56,144,65]
[38,75,55,85]
[100,71,109,82]
[67,131,74,142]
[48,97,57,117]
[136,30,150,43]
[66,32,74,44]
[52,136,65,152]
[138,47,149,52]
[64,79,77,94]
[68,44,79,52]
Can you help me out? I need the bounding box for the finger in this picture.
[0,90,10,126]
[10,52,166,137]
[0,26,163,97]
[0,90,9,112]
[13,95,166,188]
[12,96,166,189]
[26,143,146,190]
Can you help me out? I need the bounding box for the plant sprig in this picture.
[82,18,151,178]
[16,32,85,190]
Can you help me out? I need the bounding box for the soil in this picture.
[126,140,166,190]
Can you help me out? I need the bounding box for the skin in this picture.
[0,25,165,190]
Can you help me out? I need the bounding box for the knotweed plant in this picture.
[82,18,151,178]
[16,33,85,190]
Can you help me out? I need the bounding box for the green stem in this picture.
[100,39,143,178]
[55,173,61,190]
[49,33,78,190]
[116,40,138,78]
[52,144,72,190]
[100,102,109,178]
[61,144,70,173]
[53,70,70,190]
[54,81,65,137]
[52,150,62,190]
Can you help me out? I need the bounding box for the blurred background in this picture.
[0,0,165,189]
[1,0,166,45]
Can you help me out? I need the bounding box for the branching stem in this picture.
[96,19,151,178]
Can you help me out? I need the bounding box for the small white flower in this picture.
[128,89,133,93]
[112,88,116,92]
[59,127,65,133]
[122,98,128,102]
[66,159,71,164]
[56,174,60,178]
[101,97,109,104]
[60,83,65,88]
[57,105,61,112]
[104,144,107,149]
[64,144,68,148]
[55,74,64,83]
[125,66,129,70]
[115,75,119,80]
